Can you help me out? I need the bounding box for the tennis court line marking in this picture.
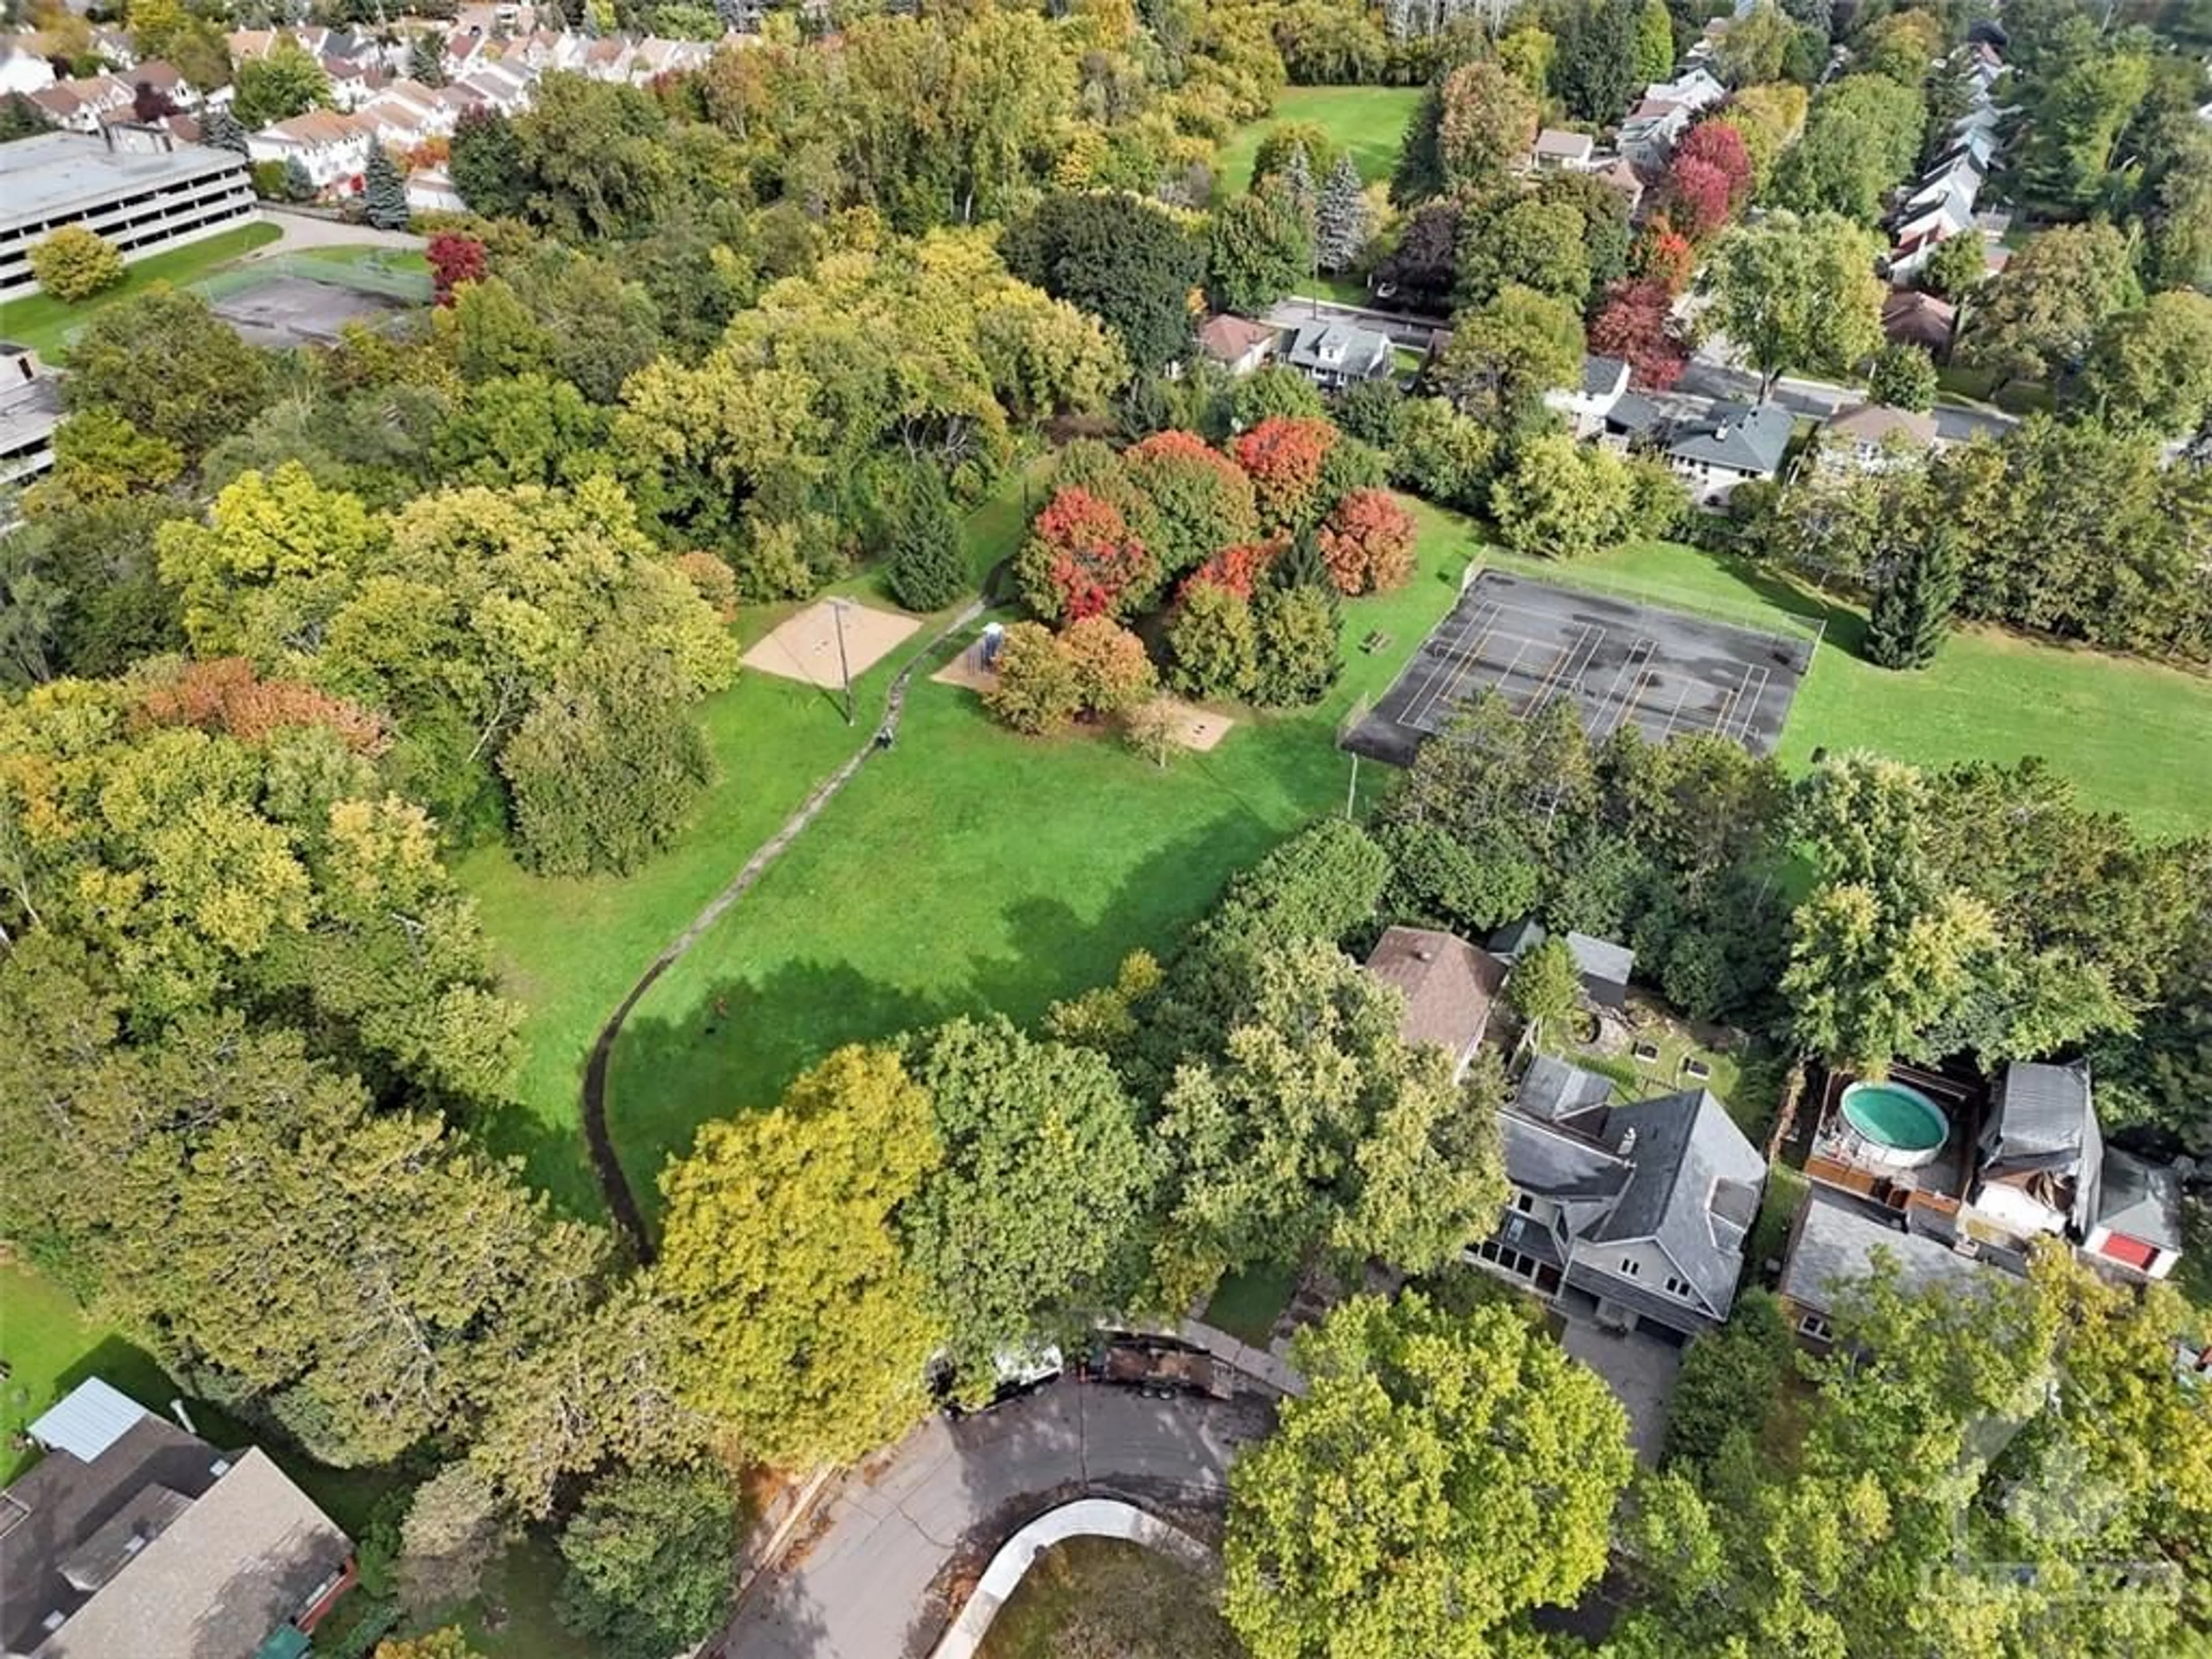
[1404,599,1498,730]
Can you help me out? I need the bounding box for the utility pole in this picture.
[832,599,854,727]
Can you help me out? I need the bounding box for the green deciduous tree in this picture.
[1866,342,1937,412]
[232,35,332,129]
[1251,584,1342,707]
[61,286,274,461]
[1208,188,1313,316]
[499,634,714,876]
[1166,581,1260,702]
[1224,1292,1633,1659]
[1002,191,1204,374]
[1958,223,2141,395]
[1506,935,1581,1044]
[29,226,124,303]
[556,1465,741,1659]
[1488,431,1637,560]
[1435,60,1540,191]
[1706,211,1885,397]
[1634,0,1676,83]
[656,1046,945,1469]
[2080,290,2212,440]
[1770,74,1925,223]
[1152,944,1506,1306]
[1437,284,1584,429]
[902,1017,1157,1388]
[1921,229,1989,302]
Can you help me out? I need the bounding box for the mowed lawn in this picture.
[0,220,282,359]
[457,467,1047,1216]
[1214,84,1423,195]
[603,502,1484,1217]
[1481,542,2212,840]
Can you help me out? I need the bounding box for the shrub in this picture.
[29,226,124,303]
[1316,488,1417,595]
[1334,378,1406,449]
[426,232,488,306]
[1060,615,1157,715]
[1166,583,1260,700]
[1661,1289,1793,1471]
[673,551,738,622]
[984,620,1084,734]
[1229,364,1326,429]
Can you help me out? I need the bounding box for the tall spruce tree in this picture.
[363,146,411,232]
[1316,154,1371,273]
[202,104,249,154]
[1866,528,1964,670]
[1281,141,1317,225]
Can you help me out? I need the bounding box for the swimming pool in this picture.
[1840,1079,1950,1170]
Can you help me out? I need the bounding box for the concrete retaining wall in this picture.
[927,1498,1214,1659]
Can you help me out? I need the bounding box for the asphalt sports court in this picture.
[1346,570,1813,764]
[206,275,402,349]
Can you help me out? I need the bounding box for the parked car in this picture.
[929,1343,1064,1418]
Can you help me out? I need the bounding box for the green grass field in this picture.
[0,221,283,358]
[600,502,1482,1219]
[1480,541,2212,841]
[979,1537,1237,1659]
[459,467,1050,1217]
[1214,85,1424,196]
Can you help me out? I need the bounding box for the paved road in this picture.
[1676,357,2017,444]
[725,1382,1269,1659]
[1264,294,1446,353]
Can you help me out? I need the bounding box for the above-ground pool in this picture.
[1840,1080,1951,1170]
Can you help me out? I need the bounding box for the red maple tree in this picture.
[1023,487,1156,622]
[1674,121,1753,211]
[1590,279,1690,391]
[1181,540,1279,601]
[1229,416,1338,532]
[426,232,488,308]
[1661,156,1735,242]
[1317,490,1418,596]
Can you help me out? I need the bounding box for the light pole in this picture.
[832,598,854,727]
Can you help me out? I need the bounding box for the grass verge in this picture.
[1204,1262,1300,1346]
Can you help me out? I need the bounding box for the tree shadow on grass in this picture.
[605,819,1267,1233]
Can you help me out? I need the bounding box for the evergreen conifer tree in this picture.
[1866,530,1964,670]
[202,104,249,154]
[1315,154,1371,273]
[408,33,448,88]
[281,155,316,203]
[887,481,969,612]
[364,146,411,231]
[1281,142,1317,225]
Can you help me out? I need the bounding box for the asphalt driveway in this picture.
[1560,1318,1684,1465]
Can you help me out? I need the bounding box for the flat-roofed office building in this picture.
[1,128,255,301]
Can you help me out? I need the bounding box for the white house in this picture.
[1618,99,1692,171]
[321,55,376,110]
[1644,66,1728,114]
[1816,404,1940,476]
[0,44,56,97]
[1528,128,1596,172]
[1546,354,1631,439]
[1282,320,1393,390]
[248,110,374,192]
[406,164,467,214]
[28,74,134,134]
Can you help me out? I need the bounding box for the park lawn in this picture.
[604,500,1484,1216]
[1482,541,2212,840]
[0,221,282,359]
[459,469,1040,1217]
[1214,84,1423,195]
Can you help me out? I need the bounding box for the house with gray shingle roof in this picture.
[1661,400,1793,504]
[1779,1190,2006,1349]
[1546,353,1630,438]
[1282,320,1392,391]
[1469,1056,1767,1340]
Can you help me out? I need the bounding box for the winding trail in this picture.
[581,600,988,1260]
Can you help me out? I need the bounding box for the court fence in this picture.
[1465,548,1830,655]
[187,253,433,306]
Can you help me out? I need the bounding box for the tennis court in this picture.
[1345,570,1812,764]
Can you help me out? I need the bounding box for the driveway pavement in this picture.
[724,1381,1270,1659]
[1676,356,2017,444]
[1560,1318,1684,1466]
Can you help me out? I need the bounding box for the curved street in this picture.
[724,1381,1271,1659]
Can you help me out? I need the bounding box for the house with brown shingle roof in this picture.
[1194,313,1278,376]
[1364,925,1509,1079]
